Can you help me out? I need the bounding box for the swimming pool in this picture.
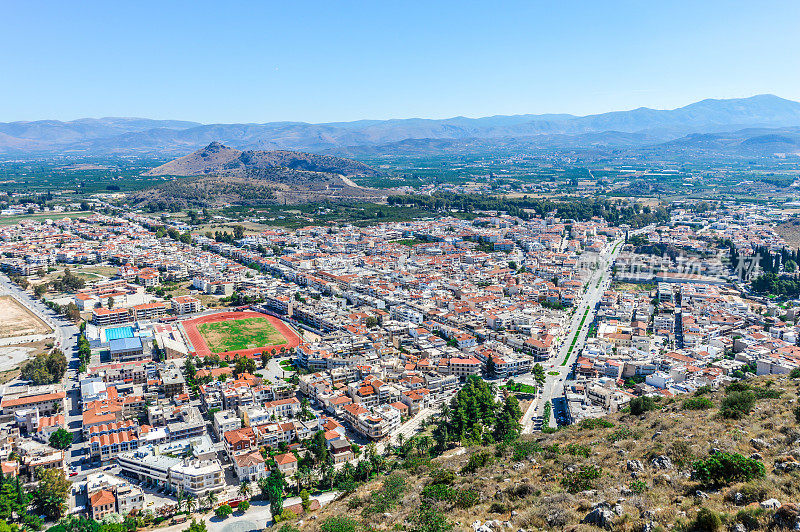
[105,326,135,341]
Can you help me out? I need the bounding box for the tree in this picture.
[185,519,207,532]
[186,494,196,514]
[34,283,47,298]
[261,350,271,368]
[176,488,185,513]
[493,395,522,442]
[107,297,114,309]
[233,225,245,240]
[532,363,546,386]
[31,468,70,520]
[65,302,81,322]
[629,396,657,415]
[214,504,232,519]
[365,316,378,329]
[238,500,250,512]
[238,481,251,500]
[49,428,73,450]
[300,489,310,511]
[234,356,256,377]
[204,490,217,511]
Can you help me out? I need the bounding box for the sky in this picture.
[2,0,799,124]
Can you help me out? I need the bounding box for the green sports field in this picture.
[197,317,288,353]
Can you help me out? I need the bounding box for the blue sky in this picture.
[2,1,799,123]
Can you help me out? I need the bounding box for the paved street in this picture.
[527,226,652,431]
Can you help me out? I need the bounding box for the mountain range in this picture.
[2,94,800,157]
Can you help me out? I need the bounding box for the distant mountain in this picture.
[129,143,388,209]
[2,95,800,157]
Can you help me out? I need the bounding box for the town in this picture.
[0,197,794,530]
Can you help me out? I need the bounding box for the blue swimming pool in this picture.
[105,326,134,341]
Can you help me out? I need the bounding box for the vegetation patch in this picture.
[197,316,287,352]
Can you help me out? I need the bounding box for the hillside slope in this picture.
[293,375,800,532]
[129,143,387,208]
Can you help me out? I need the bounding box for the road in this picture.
[527,226,651,431]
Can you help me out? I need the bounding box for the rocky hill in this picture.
[287,375,800,532]
[143,141,381,178]
[129,143,387,209]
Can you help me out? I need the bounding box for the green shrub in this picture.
[511,440,542,461]
[489,502,508,514]
[362,473,405,516]
[579,418,614,430]
[683,397,714,410]
[460,451,493,474]
[564,443,591,458]
[720,391,756,419]
[560,465,603,493]
[629,479,647,494]
[629,396,657,415]
[237,500,250,512]
[691,452,765,487]
[429,468,456,485]
[794,405,800,424]
[607,426,639,443]
[320,516,360,532]
[694,385,713,396]
[790,367,800,379]
[751,386,782,400]
[734,507,767,530]
[692,508,723,531]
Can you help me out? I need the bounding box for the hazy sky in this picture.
[2,0,799,123]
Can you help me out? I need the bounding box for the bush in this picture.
[460,451,493,474]
[691,452,765,487]
[361,473,405,517]
[692,508,723,532]
[564,443,591,458]
[629,396,657,415]
[320,516,360,532]
[511,440,542,461]
[720,391,756,419]
[489,502,508,514]
[607,426,639,443]
[429,468,456,485]
[214,504,232,518]
[237,500,249,512]
[560,465,603,493]
[683,397,714,410]
[790,367,800,379]
[629,479,647,494]
[694,385,713,396]
[794,405,800,424]
[579,418,614,430]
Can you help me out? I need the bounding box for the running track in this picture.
[181,311,301,359]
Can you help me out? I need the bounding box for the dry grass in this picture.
[0,295,51,338]
[298,376,800,532]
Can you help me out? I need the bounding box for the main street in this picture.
[523,225,652,431]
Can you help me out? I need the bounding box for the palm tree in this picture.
[204,491,218,511]
[238,481,252,500]
[176,488,185,512]
[186,494,196,514]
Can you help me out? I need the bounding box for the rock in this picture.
[750,453,763,461]
[613,504,624,515]
[511,511,518,517]
[652,431,662,439]
[471,520,482,531]
[695,490,709,499]
[732,492,746,505]
[710,447,722,454]
[772,503,800,529]
[760,498,781,509]
[641,523,656,532]
[750,438,770,450]
[730,524,746,532]
[513,462,525,471]
[650,455,673,470]
[582,503,617,530]
[626,460,644,472]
